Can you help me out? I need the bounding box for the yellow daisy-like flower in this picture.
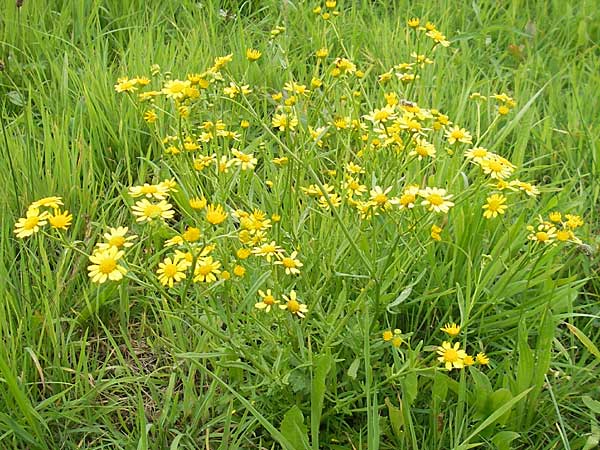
[233,264,246,277]
[565,214,584,229]
[206,204,228,225]
[528,225,557,244]
[246,48,262,62]
[231,149,257,171]
[409,137,436,160]
[144,110,157,123]
[440,322,461,337]
[255,289,280,312]
[48,209,73,230]
[419,187,455,213]
[87,247,127,284]
[30,196,63,209]
[252,241,284,262]
[162,79,191,100]
[193,256,221,283]
[272,112,299,131]
[511,180,540,197]
[482,194,508,219]
[128,183,169,199]
[114,77,138,93]
[96,227,137,250]
[157,257,188,288]
[479,157,515,180]
[436,341,467,371]
[14,207,49,238]
[548,211,562,223]
[369,186,400,210]
[132,199,174,223]
[189,197,207,210]
[476,352,490,365]
[445,126,472,145]
[382,330,394,341]
[463,355,475,366]
[279,290,308,318]
[464,147,490,164]
[182,226,201,243]
[274,251,303,275]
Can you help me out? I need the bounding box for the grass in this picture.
[1,0,599,449]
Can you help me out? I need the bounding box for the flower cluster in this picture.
[435,323,489,371]
[14,197,72,238]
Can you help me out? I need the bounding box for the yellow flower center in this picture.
[427,194,444,206]
[373,194,388,204]
[536,231,549,242]
[287,299,300,313]
[144,204,162,218]
[163,263,178,277]
[487,161,503,172]
[472,148,487,157]
[451,130,464,139]
[416,145,429,156]
[400,194,415,206]
[24,216,40,230]
[99,258,117,274]
[263,295,275,305]
[282,258,296,268]
[487,199,501,211]
[443,348,458,362]
[108,236,125,247]
[141,185,158,194]
[556,230,570,241]
[197,264,213,276]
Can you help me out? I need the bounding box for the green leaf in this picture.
[281,405,309,450]
[311,353,332,449]
[402,371,418,406]
[491,431,520,450]
[347,358,360,380]
[459,388,533,447]
[566,323,600,362]
[489,388,514,426]
[384,397,403,439]
[582,396,600,415]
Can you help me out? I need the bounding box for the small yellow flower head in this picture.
[14,207,49,238]
[440,322,461,337]
[245,48,262,62]
[482,194,508,219]
[193,256,221,283]
[274,251,303,275]
[206,204,228,225]
[407,18,420,28]
[497,104,510,115]
[131,199,175,223]
[30,196,63,209]
[255,289,280,313]
[548,211,562,223]
[182,227,201,243]
[436,341,467,371]
[565,214,584,229]
[476,352,490,366]
[271,214,281,223]
[240,119,250,128]
[48,209,73,230]
[463,355,475,366]
[279,290,308,318]
[382,330,393,341]
[325,0,336,8]
[97,227,137,250]
[157,257,187,288]
[315,47,329,59]
[87,247,127,284]
[419,187,455,214]
[220,270,231,281]
[236,248,252,259]
[233,264,246,277]
[144,109,158,123]
[189,197,207,210]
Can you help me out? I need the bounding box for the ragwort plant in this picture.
[6,1,598,449]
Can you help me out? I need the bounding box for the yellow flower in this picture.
[162,79,191,100]
[407,18,420,28]
[436,341,467,371]
[479,157,515,180]
[431,225,442,241]
[272,156,289,166]
[157,257,188,287]
[382,330,393,341]
[182,227,201,243]
[476,352,490,365]
[96,227,137,250]
[464,147,490,163]
[240,119,250,128]
[315,47,329,58]
[206,204,228,225]
[272,112,298,131]
[87,247,127,283]
[131,199,174,223]
[128,183,169,199]
[48,209,73,230]
[189,197,207,210]
[144,109,157,123]
[193,256,221,283]
[409,137,436,160]
[30,196,63,209]
[398,185,420,210]
[482,194,508,219]
[14,207,49,238]
[236,248,251,259]
[463,355,475,366]
[279,290,308,318]
[419,187,454,213]
[565,214,584,229]
[274,251,303,275]
[548,211,562,223]
[440,322,461,337]
[252,241,284,262]
[246,48,262,61]
[445,126,472,145]
[233,264,246,277]
[231,149,257,171]
[254,289,279,312]
[114,77,138,93]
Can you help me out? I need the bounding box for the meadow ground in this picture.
[1,1,599,449]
